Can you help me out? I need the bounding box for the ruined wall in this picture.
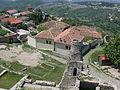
[27,36,37,48]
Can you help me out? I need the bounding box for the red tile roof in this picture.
[4,33,19,37]
[35,25,102,45]
[1,17,16,22]
[72,26,102,38]
[98,54,108,61]
[17,16,29,21]
[7,9,17,14]
[20,11,31,16]
[39,20,70,29]
[10,20,22,24]
[35,29,54,39]
[35,26,68,39]
[54,28,85,45]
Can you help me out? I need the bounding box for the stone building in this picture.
[27,21,102,57]
[59,39,83,89]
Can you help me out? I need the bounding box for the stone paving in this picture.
[23,83,60,90]
[38,51,67,64]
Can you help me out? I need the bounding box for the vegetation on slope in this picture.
[104,35,120,68]
[0,29,10,36]
[41,3,120,34]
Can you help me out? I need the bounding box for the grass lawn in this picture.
[0,67,4,73]
[0,54,66,84]
[29,56,66,84]
[0,72,23,89]
[83,36,96,42]
[90,50,104,63]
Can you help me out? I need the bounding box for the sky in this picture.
[42,0,120,3]
[1,0,120,3]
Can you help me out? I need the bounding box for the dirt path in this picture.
[83,46,120,90]
[0,45,43,67]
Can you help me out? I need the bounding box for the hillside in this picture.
[39,2,120,34]
[0,0,44,11]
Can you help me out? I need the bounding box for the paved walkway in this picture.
[23,83,60,90]
[83,46,120,90]
[39,51,67,64]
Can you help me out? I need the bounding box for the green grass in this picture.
[90,50,104,63]
[0,72,23,89]
[22,43,36,52]
[0,28,10,36]
[0,54,66,84]
[0,67,4,73]
[37,27,48,32]
[30,32,37,36]
[29,55,66,84]
[9,61,27,71]
[83,36,96,42]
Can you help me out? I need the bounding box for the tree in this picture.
[104,35,120,68]
[28,9,44,25]
[17,24,28,30]
[2,21,10,28]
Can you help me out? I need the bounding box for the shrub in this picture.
[0,29,10,36]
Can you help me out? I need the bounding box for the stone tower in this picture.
[60,39,83,89]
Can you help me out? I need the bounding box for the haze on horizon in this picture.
[1,0,120,3]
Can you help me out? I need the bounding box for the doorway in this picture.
[73,68,77,76]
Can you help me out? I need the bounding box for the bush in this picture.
[17,24,28,30]
[37,27,48,32]
[0,29,10,36]
[83,36,96,42]
[30,32,37,36]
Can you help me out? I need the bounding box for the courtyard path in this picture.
[38,51,67,64]
[23,83,60,90]
[83,46,120,90]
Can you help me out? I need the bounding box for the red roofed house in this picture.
[28,21,102,57]
[1,17,16,23]
[98,54,111,66]
[20,11,31,16]
[54,28,85,56]
[7,9,18,15]
[0,33,19,43]
[10,20,22,25]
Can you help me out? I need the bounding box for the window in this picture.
[46,40,51,44]
[46,40,48,44]
[69,46,71,50]
[65,45,71,50]
[65,45,69,49]
[49,41,51,44]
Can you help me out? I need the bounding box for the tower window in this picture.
[73,68,77,76]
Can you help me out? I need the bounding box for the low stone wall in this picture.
[0,25,14,33]
[10,75,29,90]
[33,80,56,87]
[0,70,7,77]
[99,84,114,90]
[0,36,19,43]
[80,81,99,90]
